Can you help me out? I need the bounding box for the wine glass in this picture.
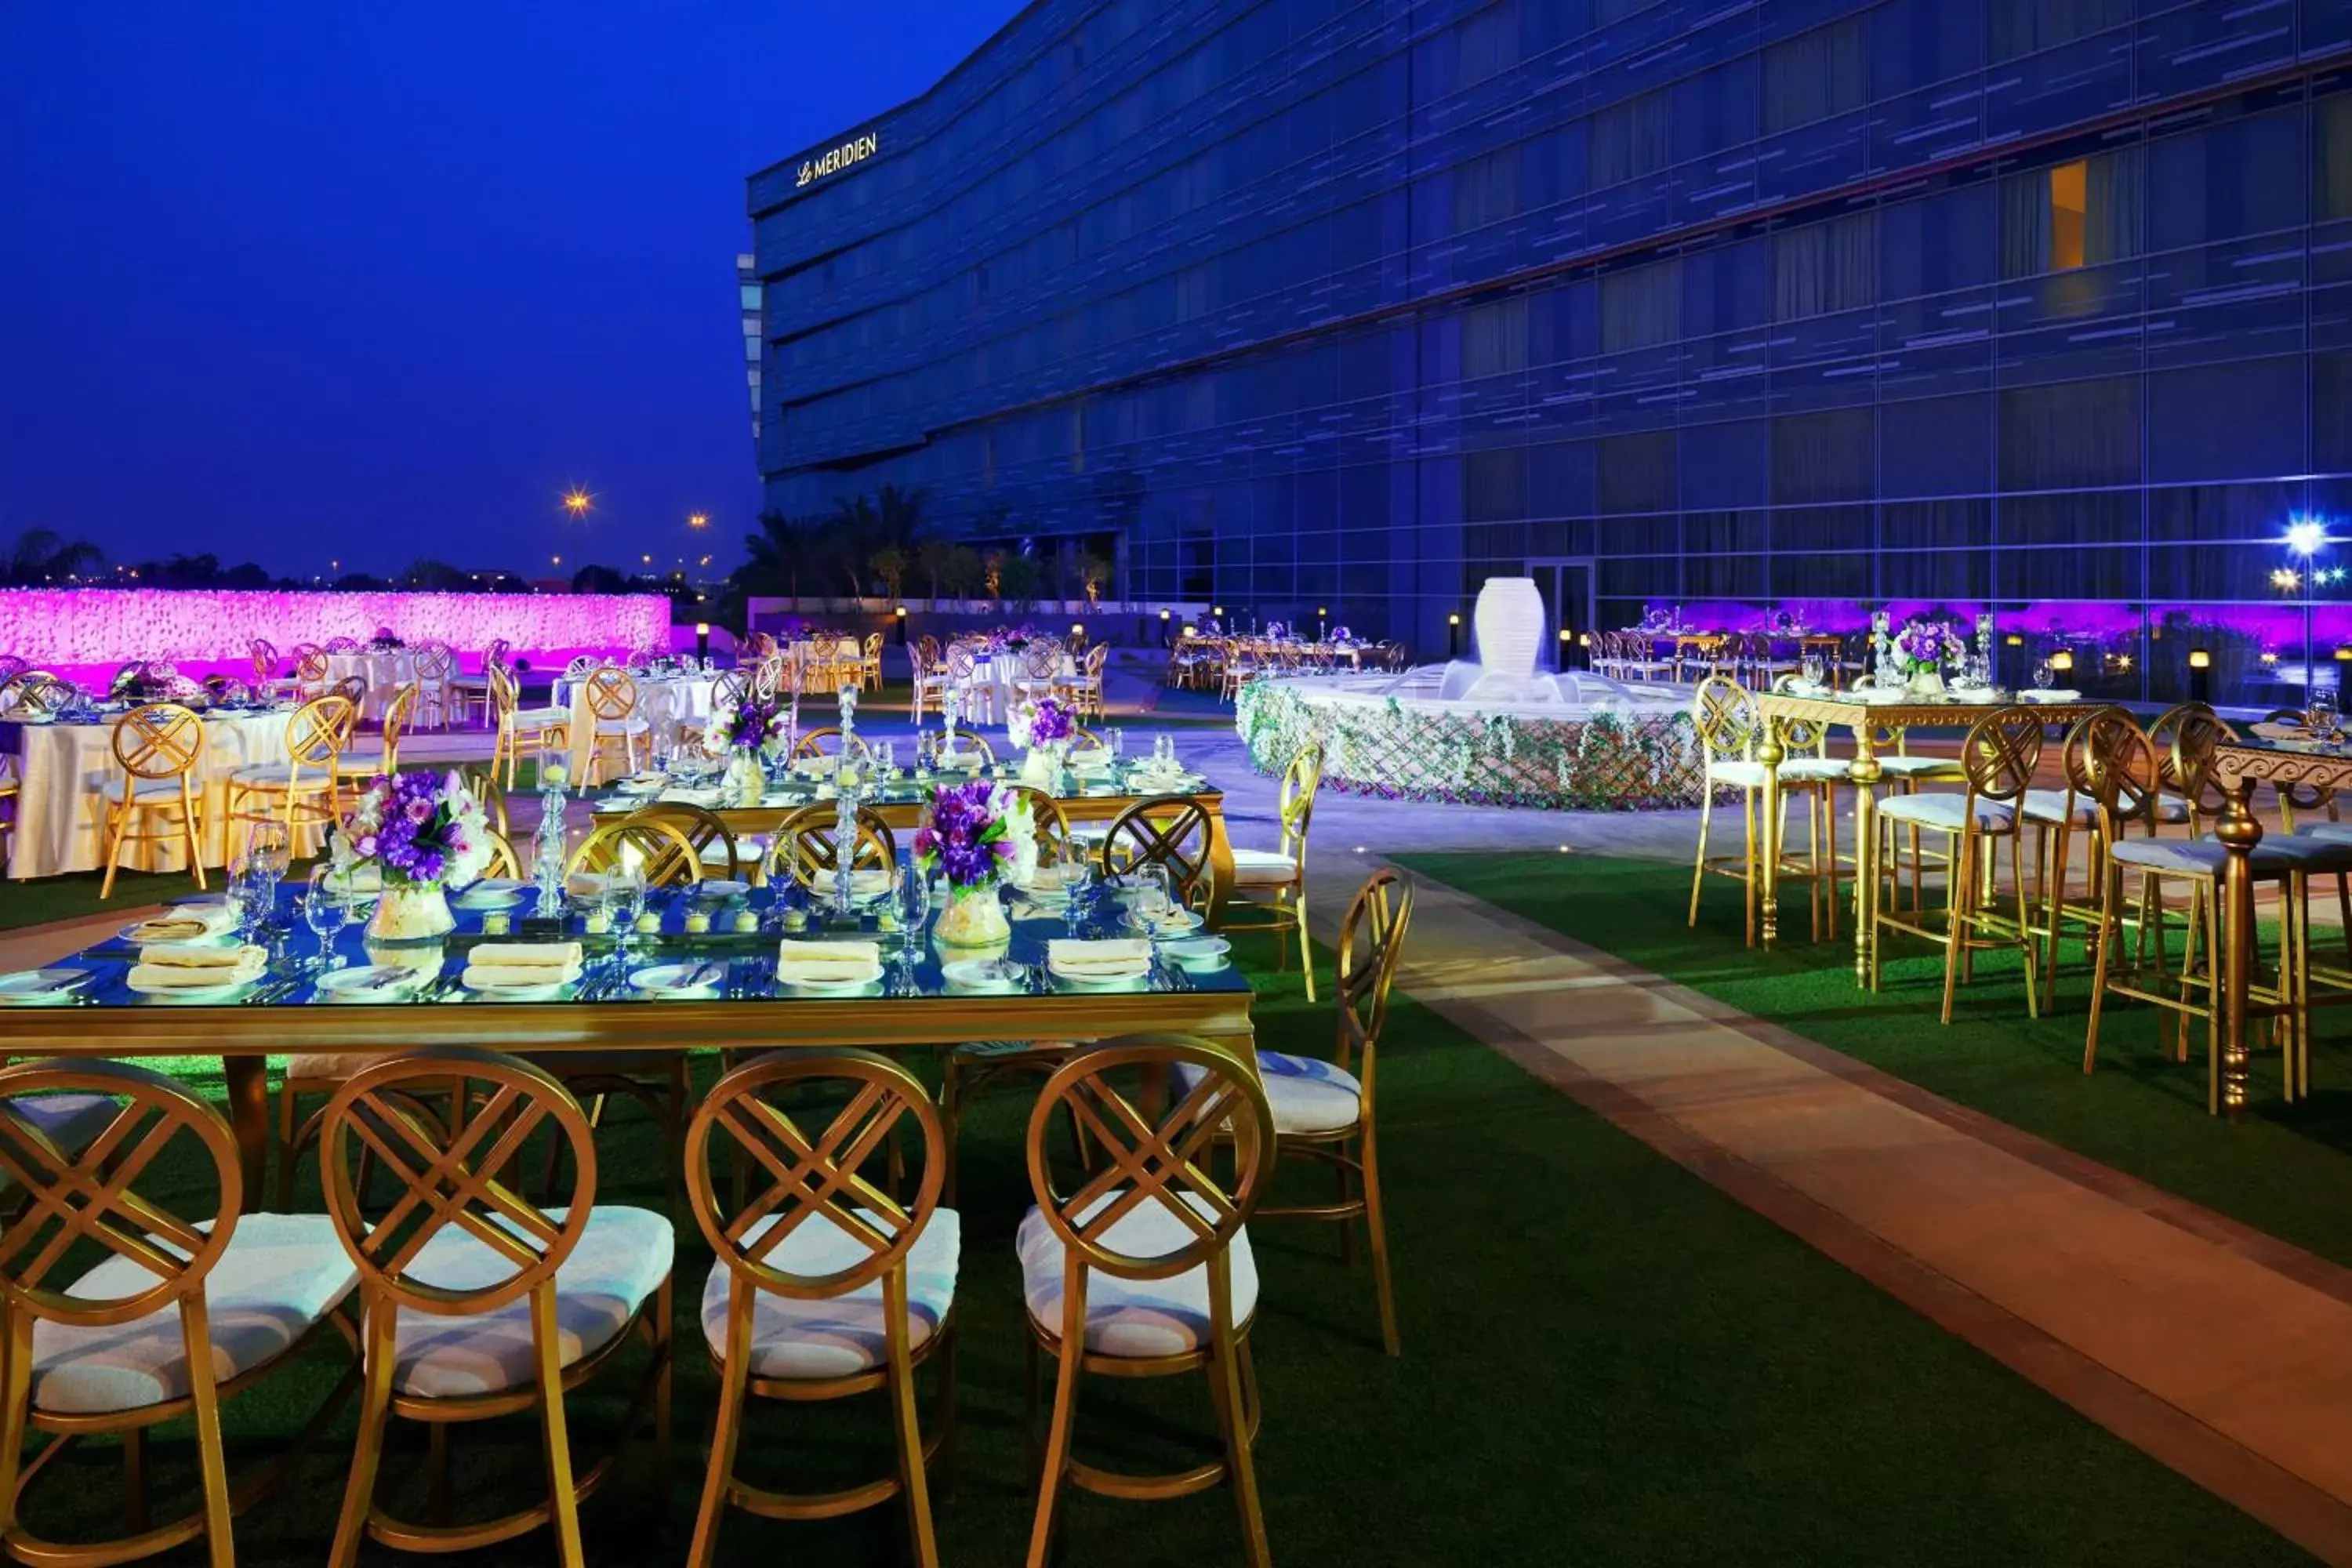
[1800,653,1824,690]
[894,862,931,956]
[2032,658,2056,691]
[1134,862,1172,929]
[1152,732,1175,771]
[246,821,291,919]
[303,866,349,969]
[2311,690,2341,743]
[1061,837,1094,935]
[608,862,648,953]
[227,858,265,941]
[875,739,895,779]
[1105,727,1125,762]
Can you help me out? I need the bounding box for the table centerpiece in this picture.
[914,779,1033,947]
[1894,619,1965,695]
[346,769,498,941]
[706,690,789,806]
[1009,695,1075,786]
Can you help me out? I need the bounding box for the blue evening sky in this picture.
[0,3,1007,578]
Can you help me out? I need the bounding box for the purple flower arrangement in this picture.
[1894,620,1964,673]
[345,769,494,888]
[717,693,786,753]
[1011,696,1073,751]
[913,779,1013,892]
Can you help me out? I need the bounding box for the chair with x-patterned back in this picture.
[1097,793,1224,921]
[0,1059,359,1566]
[229,692,354,846]
[764,803,896,895]
[684,1049,957,1566]
[318,1048,672,1567]
[1018,1035,1278,1568]
[583,666,648,783]
[99,702,210,900]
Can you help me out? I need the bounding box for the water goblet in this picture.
[1800,654,1824,689]
[1061,837,1094,935]
[608,863,648,953]
[894,862,931,956]
[875,739,896,779]
[2032,659,2056,691]
[303,867,349,969]
[2310,690,2342,744]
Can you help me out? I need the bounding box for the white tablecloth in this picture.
[956,655,1074,725]
[563,676,719,784]
[10,710,317,880]
[325,651,416,720]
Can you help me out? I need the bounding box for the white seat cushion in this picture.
[1708,758,1848,789]
[1228,847,1298,888]
[1017,1192,1257,1359]
[512,707,568,727]
[388,1206,671,1398]
[2020,789,2097,828]
[1874,754,1964,779]
[334,753,390,778]
[14,1092,120,1152]
[100,778,191,805]
[595,718,650,735]
[699,1208,959,1381]
[230,763,303,787]
[1876,793,2015,829]
[1171,1050,1360,1136]
[2110,834,2352,877]
[31,1214,359,1415]
[2296,821,2352,844]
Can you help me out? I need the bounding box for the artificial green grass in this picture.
[3,953,2292,1564]
[1397,850,2352,1272]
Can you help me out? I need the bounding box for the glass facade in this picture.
[750,0,2352,700]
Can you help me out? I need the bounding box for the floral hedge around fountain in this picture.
[1236,679,1708,811]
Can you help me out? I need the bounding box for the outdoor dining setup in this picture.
[1684,607,2352,1123]
[0,604,1387,1568]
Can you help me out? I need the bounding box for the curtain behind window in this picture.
[2084,147,2143,264]
[1773,212,1876,320]
[1599,260,1682,352]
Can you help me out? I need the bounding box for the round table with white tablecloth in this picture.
[561,674,720,785]
[956,652,1075,727]
[7,707,322,879]
[325,650,416,721]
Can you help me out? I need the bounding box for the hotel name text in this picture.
[797,133,880,188]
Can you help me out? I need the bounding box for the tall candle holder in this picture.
[831,777,861,927]
[532,741,571,922]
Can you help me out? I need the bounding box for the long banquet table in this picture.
[0,879,1256,1211]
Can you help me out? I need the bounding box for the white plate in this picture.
[1126,908,1203,937]
[455,884,524,910]
[316,964,426,1002]
[116,918,236,946]
[615,775,663,793]
[940,958,1022,993]
[693,880,751,901]
[1948,687,2004,703]
[1162,936,1232,969]
[775,974,882,995]
[463,977,570,1000]
[128,974,259,1002]
[630,961,724,996]
[0,968,89,1004]
[1048,967,1149,991]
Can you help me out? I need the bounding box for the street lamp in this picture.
[1447,612,1462,659]
[688,512,708,530]
[562,488,593,519]
[2284,516,2337,695]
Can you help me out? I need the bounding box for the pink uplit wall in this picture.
[0,589,673,674]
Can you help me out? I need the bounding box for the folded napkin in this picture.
[463,963,583,990]
[139,941,264,971]
[658,786,724,806]
[809,866,891,897]
[123,906,237,944]
[468,942,583,970]
[2020,688,2082,703]
[775,938,882,982]
[936,749,989,771]
[128,946,265,990]
[794,755,840,777]
[1047,938,1152,977]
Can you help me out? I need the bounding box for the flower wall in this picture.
[0,589,672,675]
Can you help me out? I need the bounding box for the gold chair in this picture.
[2084,715,2349,1104]
[566,815,706,888]
[0,1059,359,1567]
[1098,794,1221,915]
[289,644,331,701]
[1686,676,1849,946]
[789,726,873,764]
[98,702,209,901]
[1180,867,1410,1355]
[1061,643,1109,719]
[764,803,897,892]
[1869,706,2043,1023]
[1000,785,1074,861]
[633,801,743,881]
[582,667,648,784]
[454,764,510,839]
[0,673,72,719]
[319,1050,672,1567]
[337,681,419,786]
[1217,742,1322,996]
[228,693,355,844]
[411,641,456,731]
[1020,1035,1276,1568]
[934,728,995,769]
[684,1050,956,1567]
[489,665,568,790]
[861,631,885,691]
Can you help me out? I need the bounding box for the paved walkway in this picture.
[1313,844,2352,1561]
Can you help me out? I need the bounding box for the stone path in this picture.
[1310,844,2352,1560]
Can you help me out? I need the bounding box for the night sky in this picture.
[0,2,1005,579]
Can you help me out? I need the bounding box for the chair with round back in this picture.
[2021,708,2136,996]
[934,728,995,770]
[1871,706,2045,1024]
[684,1050,956,1566]
[861,631,884,691]
[99,703,210,901]
[565,815,706,889]
[291,644,331,700]
[1181,867,1413,1355]
[1686,675,1848,947]
[411,641,457,731]
[329,675,367,710]
[0,1059,359,1566]
[339,683,419,786]
[489,664,569,790]
[583,666,648,783]
[789,726,872,764]
[1019,1035,1278,1567]
[1,673,71,718]
[1000,785,1074,865]
[634,800,743,882]
[765,804,897,893]
[230,692,355,845]
[317,1048,673,1566]
[1218,742,1323,997]
[1098,794,1223,920]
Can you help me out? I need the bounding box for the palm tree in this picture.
[2,528,103,586]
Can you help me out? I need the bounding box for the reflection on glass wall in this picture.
[749,0,2352,679]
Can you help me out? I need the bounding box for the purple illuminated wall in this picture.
[0,590,673,677]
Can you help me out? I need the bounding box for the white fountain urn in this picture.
[1472,577,1545,684]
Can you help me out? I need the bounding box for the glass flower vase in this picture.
[1906,667,1947,696]
[935,885,1011,948]
[368,881,455,943]
[726,750,764,808]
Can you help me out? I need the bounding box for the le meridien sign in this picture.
[797,132,879,189]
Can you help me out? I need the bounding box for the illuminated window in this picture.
[2049,159,2088,270]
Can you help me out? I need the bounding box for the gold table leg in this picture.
[222,1053,270,1209]
[1849,731,1881,989]
[2216,779,2261,1122]
[1756,722,1784,949]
